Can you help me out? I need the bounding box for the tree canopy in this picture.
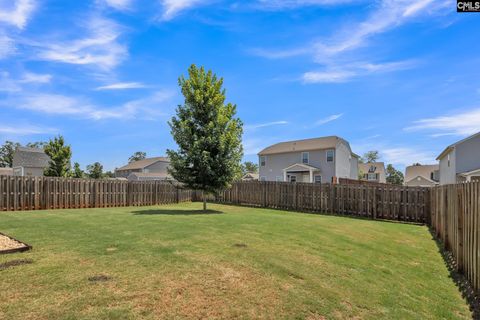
[242,161,258,175]
[44,136,72,177]
[361,150,380,163]
[167,65,243,210]
[0,141,20,167]
[129,151,147,163]
[87,162,104,179]
[386,164,404,185]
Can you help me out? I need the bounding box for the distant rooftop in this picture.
[116,157,169,171]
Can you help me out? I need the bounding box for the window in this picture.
[326,150,334,162]
[367,173,377,181]
[260,156,266,167]
[314,175,322,184]
[290,175,297,183]
[275,176,283,182]
[369,165,376,173]
[302,152,309,164]
[447,154,450,167]
[260,176,266,181]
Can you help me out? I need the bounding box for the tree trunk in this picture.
[203,191,207,211]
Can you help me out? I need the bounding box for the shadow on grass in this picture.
[133,209,224,216]
[429,228,480,319]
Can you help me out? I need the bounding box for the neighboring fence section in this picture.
[213,181,430,223]
[0,176,192,211]
[430,182,480,293]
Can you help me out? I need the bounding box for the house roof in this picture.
[12,147,50,168]
[405,164,439,182]
[436,131,480,160]
[258,136,358,156]
[358,162,385,175]
[116,157,169,171]
[284,163,321,172]
[459,167,480,176]
[242,172,259,180]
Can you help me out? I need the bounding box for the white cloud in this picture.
[0,124,56,135]
[3,90,175,121]
[256,0,361,9]
[382,147,435,167]
[0,33,15,58]
[35,17,127,70]
[0,0,36,29]
[245,120,288,130]
[159,0,207,20]
[95,82,147,90]
[248,47,311,59]
[303,60,416,83]
[20,72,52,83]
[315,113,343,125]
[101,0,132,10]
[406,108,480,137]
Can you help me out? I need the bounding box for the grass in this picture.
[0,202,471,319]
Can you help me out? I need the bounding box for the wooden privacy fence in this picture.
[0,175,192,211]
[213,181,430,223]
[430,182,480,293]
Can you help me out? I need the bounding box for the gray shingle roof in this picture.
[12,147,50,168]
[116,157,169,171]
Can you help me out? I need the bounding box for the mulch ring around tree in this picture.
[0,233,31,255]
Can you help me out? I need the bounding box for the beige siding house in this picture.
[115,157,172,181]
[0,168,13,176]
[437,131,480,184]
[12,147,50,177]
[404,164,439,187]
[258,136,359,183]
[358,162,386,183]
[241,173,259,181]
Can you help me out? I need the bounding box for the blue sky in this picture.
[0,0,479,172]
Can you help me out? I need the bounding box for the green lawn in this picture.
[0,202,470,319]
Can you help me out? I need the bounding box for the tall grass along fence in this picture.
[430,182,480,293]
[211,181,430,223]
[0,175,192,211]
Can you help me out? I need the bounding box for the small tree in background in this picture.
[167,64,243,211]
[386,164,404,185]
[44,136,72,177]
[26,141,46,148]
[0,141,20,167]
[129,151,147,163]
[72,162,84,178]
[87,162,103,179]
[104,171,115,178]
[361,150,380,163]
[242,161,258,175]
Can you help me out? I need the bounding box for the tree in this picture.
[72,162,84,178]
[103,171,114,178]
[26,141,45,148]
[386,164,404,185]
[44,136,72,177]
[129,151,146,163]
[0,141,20,167]
[242,161,258,175]
[87,162,103,179]
[167,64,243,211]
[361,150,379,163]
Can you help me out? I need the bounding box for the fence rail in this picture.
[430,182,480,293]
[0,175,192,211]
[213,181,430,223]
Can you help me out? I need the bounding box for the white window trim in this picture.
[260,176,266,181]
[290,175,297,183]
[314,175,322,184]
[260,156,266,167]
[301,152,309,164]
[367,173,377,181]
[275,176,283,182]
[326,149,335,163]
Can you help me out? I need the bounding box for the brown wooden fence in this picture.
[213,181,430,223]
[430,182,480,293]
[0,176,192,211]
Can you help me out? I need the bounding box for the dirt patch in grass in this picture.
[232,243,247,248]
[88,274,112,283]
[0,259,33,271]
[0,234,29,254]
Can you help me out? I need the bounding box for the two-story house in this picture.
[404,164,439,187]
[437,131,480,184]
[115,157,172,181]
[358,162,386,183]
[258,136,359,183]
